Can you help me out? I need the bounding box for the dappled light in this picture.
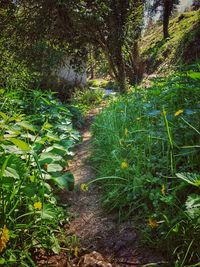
[0,1,199,266]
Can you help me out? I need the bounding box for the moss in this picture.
[140,10,200,74]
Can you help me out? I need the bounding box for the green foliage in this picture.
[141,10,200,74]
[91,67,200,264]
[71,87,104,114]
[0,88,80,265]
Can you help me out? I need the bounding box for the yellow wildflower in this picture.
[80,183,89,192]
[121,161,128,169]
[125,128,128,136]
[136,117,141,121]
[161,184,165,195]
[175,109,184,116]
[74,246,79,257]
[148,218,159,229]
[67,160,72,166]
[34,201,42,210]
[0,225,9,252]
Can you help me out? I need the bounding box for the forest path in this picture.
[66,106,141,266]
[63,105,161,267]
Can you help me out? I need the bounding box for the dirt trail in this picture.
[64,107,162,267]
[39,106,162,267]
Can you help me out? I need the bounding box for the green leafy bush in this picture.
[0,88,80,265]
[91,68,200,265]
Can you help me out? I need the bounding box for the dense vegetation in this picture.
[0,84,81,264]
[141,10,200,74]
[0,0,200,266]
[91,67,200,265]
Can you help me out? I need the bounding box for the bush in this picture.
[0,88,80,265]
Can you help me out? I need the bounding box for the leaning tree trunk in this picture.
[163,0,172,39]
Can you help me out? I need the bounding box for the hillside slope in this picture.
[140,10,200,74]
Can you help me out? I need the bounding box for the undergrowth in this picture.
[71,87,104,114]
[0,88,80,265]
[91,66,200,265]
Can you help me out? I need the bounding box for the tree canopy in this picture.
[1,0,192,92]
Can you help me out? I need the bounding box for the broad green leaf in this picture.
[39,152,62,165]
[52,173,74,190]
[61,140,74,149]
[45,144,66,156]
[56,125,72,132]
[9,138,31,151]
[42,122,53,130]
[4,131,19,138]
[47,163,63,172]
[40,204,58,220]
[4,167,19,179]
[21,133,36,142]
[1,144,24,154]
[17,121,37,132]
[70,132,80,141]
[46,132,60,141]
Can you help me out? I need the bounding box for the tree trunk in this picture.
[126,42,144,84]
[163,0,172,39]
[115,46,127,93]
[103,43,127,92]
[116,65,126,93]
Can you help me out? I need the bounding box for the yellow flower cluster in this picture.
[74,246,79,257]
[34,201,42,210]
[161,184,165,195]
[148,218,158,229]
[80,183,89,192]
[121,161,128,169]
[0,225,9,252]
[175,109,184,116]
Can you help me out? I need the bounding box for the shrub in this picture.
[0,88,80,265]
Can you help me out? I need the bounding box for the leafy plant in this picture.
[71,87,104,114]
[0,88,80,265]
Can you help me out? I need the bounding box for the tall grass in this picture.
[91,68,200,264]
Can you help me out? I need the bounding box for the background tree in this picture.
[1,0,145,93]
[149,0,180,39]
[192,0,200,10]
